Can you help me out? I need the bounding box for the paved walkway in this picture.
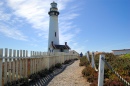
[48,60,90,86]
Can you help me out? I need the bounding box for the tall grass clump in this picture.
[79,53,130,85]
[79,56,90,66]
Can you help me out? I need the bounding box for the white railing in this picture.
[0,48,78,86]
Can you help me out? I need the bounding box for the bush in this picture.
[82,66,94,77]
[49,66,55,73]
[64,60,71,64]
[74,58,78,60]
[41,68,50,76]
[120,54,130,58]
[104,79,124,86]
[82,66,98,83]
[79,57,90,66]
[80,53,130,85]
[55,63,62,68]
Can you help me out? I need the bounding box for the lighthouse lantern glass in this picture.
[51,2,57,8]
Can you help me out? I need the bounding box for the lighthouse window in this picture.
[55,32,56,37]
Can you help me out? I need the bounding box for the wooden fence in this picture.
[0,48,78,86]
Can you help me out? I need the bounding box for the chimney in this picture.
[65,42,67,45]
[51,41,53,45]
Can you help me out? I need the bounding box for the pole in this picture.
[0,49,3,86]
[98,54,105,86]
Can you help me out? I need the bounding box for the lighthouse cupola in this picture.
[51,1,57,8]
[48,1,59,16]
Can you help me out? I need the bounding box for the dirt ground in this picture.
[48,60,90,86]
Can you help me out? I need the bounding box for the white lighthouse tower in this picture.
[48,1,70,52]
[48,1,59,51]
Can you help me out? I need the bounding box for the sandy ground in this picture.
[48,60,90,86]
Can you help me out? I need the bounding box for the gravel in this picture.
[48,60,90,86]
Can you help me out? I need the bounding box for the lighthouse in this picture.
[48,1,70,53]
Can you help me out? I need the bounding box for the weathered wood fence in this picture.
[0,48,78,86]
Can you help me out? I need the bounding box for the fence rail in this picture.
[86,51,130,86]
[101,56,130,86]
[0,48,78,86]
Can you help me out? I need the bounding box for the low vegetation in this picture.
[4,59,73,86]
[79,53,130,86]
[64,60,72,64]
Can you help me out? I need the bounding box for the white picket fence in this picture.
[0,48,78,86]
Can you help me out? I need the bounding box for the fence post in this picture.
[16,50,19,80]
[4,48,8,84]
[12,50,16,81]
[30,51,33,75]
[9,49,12,82]
[91,52,95,68]
[19,50,22,78]
[23,50,25,78]
[0,49,3,86]
[25,50,28,78]
[98,54,105,86]
[87,51,90,62]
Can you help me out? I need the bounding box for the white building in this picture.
[69,50,79,56]
[48,1,70,53]
[112,49,130,55]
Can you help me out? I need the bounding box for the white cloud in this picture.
[0,1,4,6]
[60,13,79,21]
[0,2,28,40]
[2,0,84,52]
[6,0,79,38]
[6,0,73,31]
[30,44,38,47]
[59,32,74,44]
[70,42,86,54]
[0,23,27,41]
[0,10,11,21]
[59,22,76,33]
[6,0,66,40]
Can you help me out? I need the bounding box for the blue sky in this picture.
[0,0,130,54]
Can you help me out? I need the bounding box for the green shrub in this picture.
[79,56,90,66]
[55,63,62,68]
[104,79,124,86]
[120,54,130,58]
[64,60,71,64]
[49,66,55,73]
[82,66,95,77]
[80,53,130,85]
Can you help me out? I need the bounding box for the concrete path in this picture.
[48,60,90,86]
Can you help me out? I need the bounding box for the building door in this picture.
[60,48,63,52]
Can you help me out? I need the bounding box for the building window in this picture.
[55,32,56,37]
